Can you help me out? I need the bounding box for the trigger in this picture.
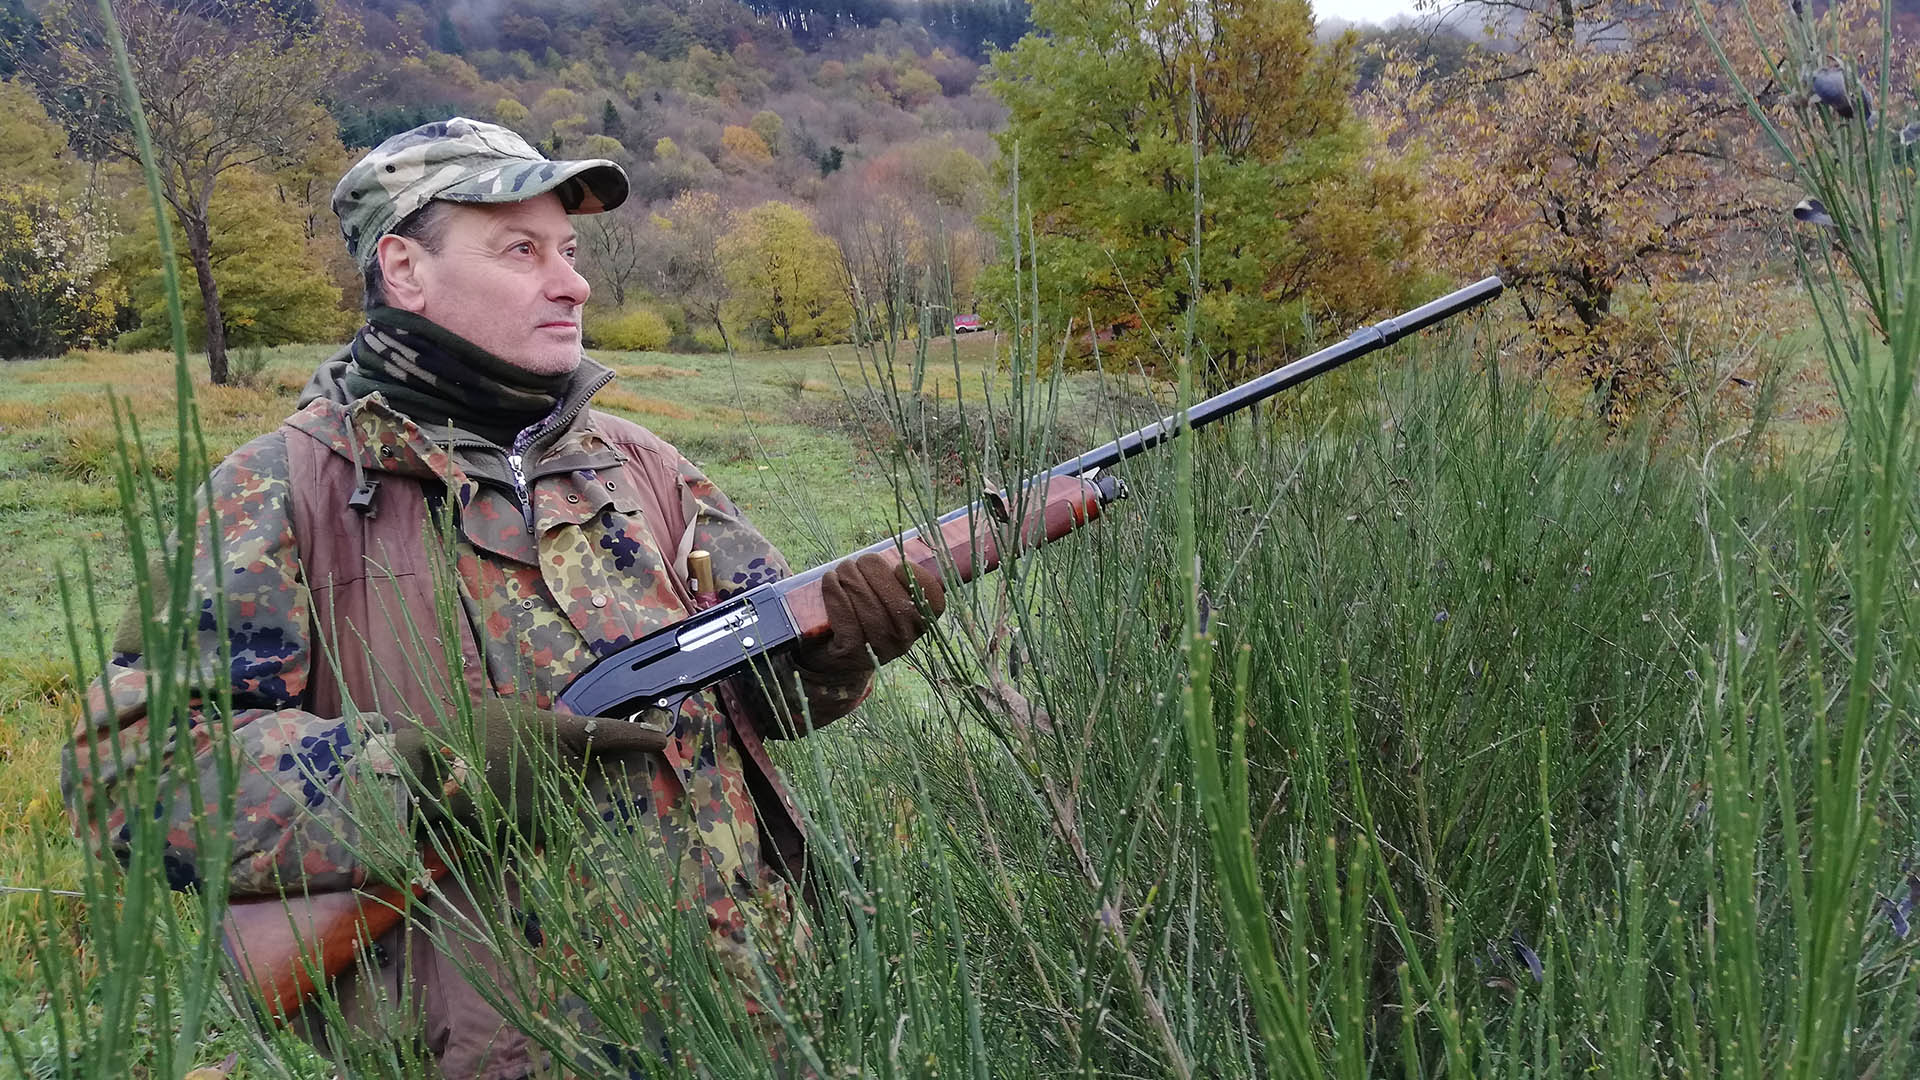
[625,693,691,731]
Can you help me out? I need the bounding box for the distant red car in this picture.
[953,314,986,334]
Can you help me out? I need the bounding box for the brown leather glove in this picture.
[390,696,666,826]
[795,552,946,681]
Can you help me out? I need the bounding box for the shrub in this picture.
[590,305,671,352]
[0,185,119,359]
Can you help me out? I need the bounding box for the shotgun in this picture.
[222,275,1504,1020]
[557,275,1504,721]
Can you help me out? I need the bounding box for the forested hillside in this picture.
[1,0,1019,358]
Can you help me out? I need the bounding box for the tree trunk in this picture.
[183,217,229,385]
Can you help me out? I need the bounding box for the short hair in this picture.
[361,201,454,311]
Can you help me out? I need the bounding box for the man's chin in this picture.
[506,347,583,376]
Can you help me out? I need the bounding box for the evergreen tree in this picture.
[434,10,463,54]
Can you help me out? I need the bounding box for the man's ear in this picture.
[374,234,430,313]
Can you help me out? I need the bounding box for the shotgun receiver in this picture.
[225,275,1503,1020]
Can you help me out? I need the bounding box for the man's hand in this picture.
[796,552,947,680]
[387,697,666,826]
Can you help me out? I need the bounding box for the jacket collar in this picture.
[295,349,621,477]
[287,356,634,568]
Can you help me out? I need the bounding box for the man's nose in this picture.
[547,256,590,307]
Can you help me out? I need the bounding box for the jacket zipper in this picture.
[444,365,615,530]
[507,451,530,511]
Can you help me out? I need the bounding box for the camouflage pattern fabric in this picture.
[332,117,628,270]
[64,359,868,974]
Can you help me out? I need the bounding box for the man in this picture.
[64,118,944,1078]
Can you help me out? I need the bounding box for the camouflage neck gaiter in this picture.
[345,307,569,448]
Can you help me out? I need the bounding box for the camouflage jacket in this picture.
[64,352,868,910]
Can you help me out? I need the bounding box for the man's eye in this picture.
[512,242,534,255]
[564,247,578,262]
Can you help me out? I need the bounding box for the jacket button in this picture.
[606,480,617,492]
[566,494,579,504]
[591,595,607,608]
[379,445,394,458]
[522,598,535,609]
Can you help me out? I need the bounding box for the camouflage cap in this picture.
[332,117,629,270]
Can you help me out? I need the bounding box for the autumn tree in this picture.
[579,202,649,309]
[0,79,77,191]
[820,144,992,335]
[33,0,359,383]
[720,124,774,171]
[495,96,533,132]
[821,182,930,334]
[118,166,352,351]
[719,201,851,347]
[270,128,360,314]
[0,0,43,78]
[644,190,736,332]
[986,0,1425,380]
[749,109,785,154]
[1370,0,1782,417]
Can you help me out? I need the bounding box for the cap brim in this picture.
[435,158,629,216]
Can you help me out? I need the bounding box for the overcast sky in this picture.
[1316,0,1427,25]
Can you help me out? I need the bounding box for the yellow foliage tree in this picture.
[720,125,773,171]
[719,202,851,348]
[988,0,1426,381]
[749,110,784,154]
[535,87,582,115]
[119,167,352,351]
[494,97,531,131]
[0,79,77,192]
[35,0,360,383]
[591,305,672,352]
[894,66,942,109]
[579,134,629,164]
[646,191,734,331]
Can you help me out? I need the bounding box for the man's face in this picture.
[390,193,591,376]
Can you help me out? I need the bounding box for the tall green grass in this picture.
[19,0,1920,1075]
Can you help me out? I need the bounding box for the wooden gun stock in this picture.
[223,853,447,1022]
